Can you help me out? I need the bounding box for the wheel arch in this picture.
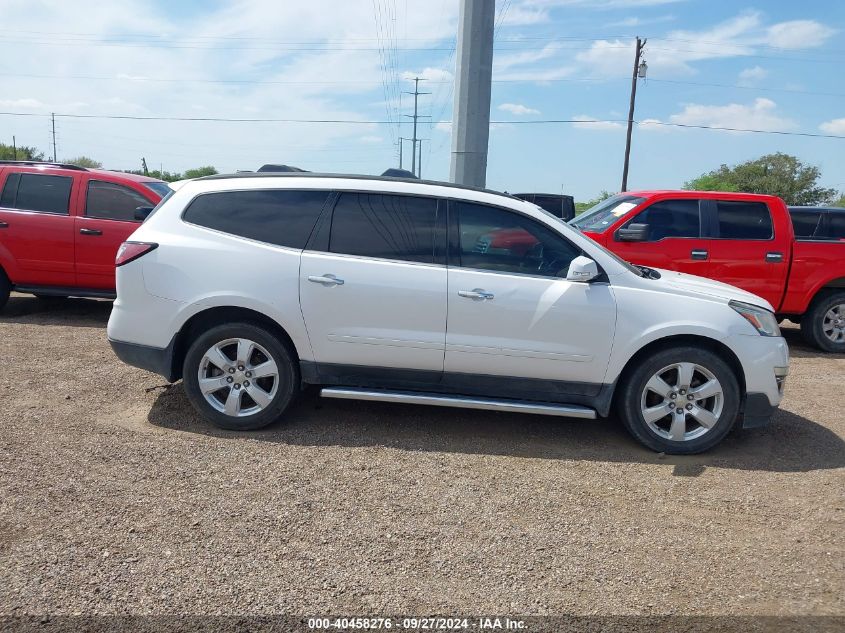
[170,306,301,382]
[611,334,746,409]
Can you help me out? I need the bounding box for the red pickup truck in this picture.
[0,161,168,309]
[571,190,845,352]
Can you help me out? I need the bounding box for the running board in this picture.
[319,388,596,419]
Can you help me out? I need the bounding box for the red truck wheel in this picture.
[802,291,845,353]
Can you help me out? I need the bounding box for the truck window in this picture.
[789,209,823,239]
[715,201,773,240]
[828,212,845,240]
[627,199,700,240]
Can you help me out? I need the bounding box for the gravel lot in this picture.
[0,292,843,620]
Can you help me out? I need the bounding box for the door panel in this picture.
[608,198,711,277]
[706,199,790,307]
[299,252,447,371]
[0,171,76,285]
[74,178,151,289]
[445,268,616,386]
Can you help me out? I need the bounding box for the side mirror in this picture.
[134,206,154,222]
[566,255,600,283]
[616,223,649,242]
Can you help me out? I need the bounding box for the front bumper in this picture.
[109,338,177,382]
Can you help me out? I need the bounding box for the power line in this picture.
[2,111,843,139]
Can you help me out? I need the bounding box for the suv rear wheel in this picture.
[617,346,740,454]
[801,291,845,353]
[182,322,298,430]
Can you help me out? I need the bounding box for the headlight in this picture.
[730,300,781,337]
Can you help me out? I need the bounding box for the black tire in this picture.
[616,346,741,454]
[800,291,845,353]
[182,322,299,430]
[0,271,9,311]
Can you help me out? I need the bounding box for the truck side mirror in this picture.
[616,223,649,242]
[134,206,154,222]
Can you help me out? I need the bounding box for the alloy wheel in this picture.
[822,304,845,343]
[640,362,724,442]
[198,338,279,417]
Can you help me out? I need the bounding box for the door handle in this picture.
[690,249,708,261]
[307,274,344,286]
[79,228,102,236]
[458,288,494,301]
[766,251,784,263]
[0,221,7,228]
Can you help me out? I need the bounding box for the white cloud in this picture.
[498,103,540,116]
[400,68,453,83]
[358,135,384,144]
[819,118,845,135]
[498,6,549,26]
[576,12,835,79]
[767,20,836,49]
[638,118,671,132]
[495,42,562,72]
[737,66,768,86]
[669,98,795,132]
[0,98,47,110]
[572,116,624,131]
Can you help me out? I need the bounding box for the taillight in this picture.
[116,242,158,267]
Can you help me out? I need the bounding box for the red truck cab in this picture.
[0,161,168,307]
[571,190,845,352]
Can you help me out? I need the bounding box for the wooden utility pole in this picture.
[51,112,57,162]
[621,37,646,192]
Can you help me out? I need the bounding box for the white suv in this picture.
[107,174,789,454]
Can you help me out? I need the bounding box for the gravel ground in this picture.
[0,292,843,619]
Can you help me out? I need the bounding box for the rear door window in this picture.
[828,212,845,239]
[627,199,701,240]
[329,192,438,264]
[183,189,330,249]
[715,201,773,240]
[86,180,151,221]
[1,173,73,214]
[789,209,823,239]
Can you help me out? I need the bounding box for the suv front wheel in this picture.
[617,346,740,454]
[183,322,298,430]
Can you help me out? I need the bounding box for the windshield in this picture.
[570,194,645,233]
[143,181,173,199]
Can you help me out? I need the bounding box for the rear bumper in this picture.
[741,392,777,429]
[109,338,176,382]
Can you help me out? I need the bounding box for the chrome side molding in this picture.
[319,387,597,419]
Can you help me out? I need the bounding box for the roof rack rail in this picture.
[0,160,89,171]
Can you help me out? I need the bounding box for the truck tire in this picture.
[617,346,741,454]
[0,271,10,311]
[801,291,845,353]
[182,322,299,430]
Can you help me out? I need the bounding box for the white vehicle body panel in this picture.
[299,251,447,370]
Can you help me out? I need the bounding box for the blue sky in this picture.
[1,0,843,199]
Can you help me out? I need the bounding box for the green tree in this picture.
[63,156,102,169]
[182,165,218,179]
[575,190,613,215]
[830,193,845,208]
[684,153,836,205]
[0,142,45,161]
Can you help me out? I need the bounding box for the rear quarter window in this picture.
[828,212,845,240]
[789,209,823,239]
[182,189,330,249]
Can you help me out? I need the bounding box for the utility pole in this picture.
[11,135,16,160]
[403,77,430,178]
[141,157,149,176]
[51,112,57,162]
[621,36,647,192]
[450,0,494,187]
